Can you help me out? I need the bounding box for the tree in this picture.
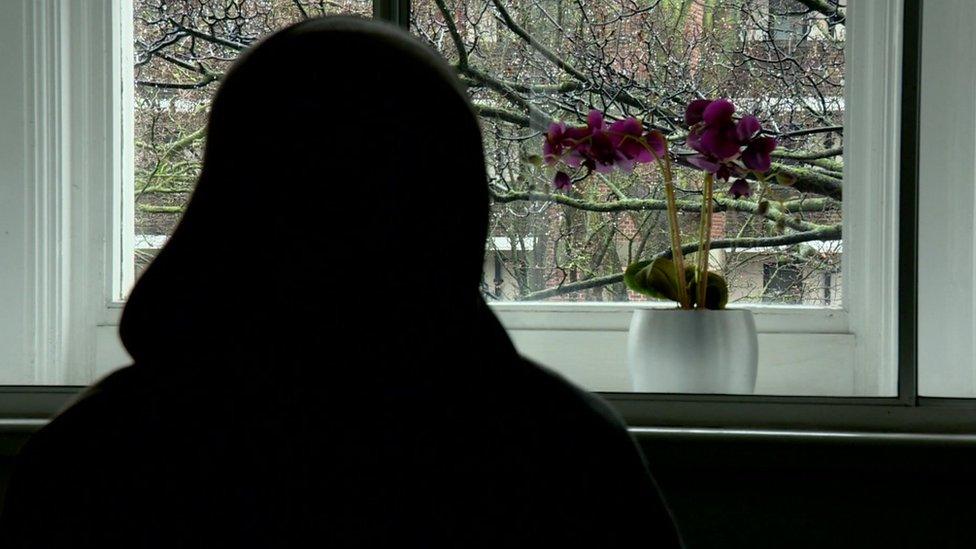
[133,0,845,304]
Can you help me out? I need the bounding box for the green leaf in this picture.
[624,259,658,297]
[689,271,729,310]
[624,257,686,303]
[626,258,729,309]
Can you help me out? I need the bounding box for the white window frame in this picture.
[0,0,132,387]
[6,0,969,432]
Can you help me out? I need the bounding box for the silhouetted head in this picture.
[120,17,494,372]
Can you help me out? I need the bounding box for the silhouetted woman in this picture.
[0,16,681,547]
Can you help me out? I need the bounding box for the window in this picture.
[412,0,845,307]
[762,263,802,304]
[132,0,373,282]
[3,0,891,392]
[768,0,812,46]
[10,0,974,433]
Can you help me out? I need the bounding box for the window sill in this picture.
[3,414,976,460]
[490,303,864,396]
[489,302,847,333]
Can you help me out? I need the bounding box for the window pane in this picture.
[132,0,371,279]
[410,0,844,305]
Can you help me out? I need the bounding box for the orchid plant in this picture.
[543,99,777,310]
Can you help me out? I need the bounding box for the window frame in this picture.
[0,0,131,386]
[6,0,976,433]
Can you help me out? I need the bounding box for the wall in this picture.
[917,0,976,397]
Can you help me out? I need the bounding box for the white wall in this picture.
[918,0,976,397]
[917,0,976,397]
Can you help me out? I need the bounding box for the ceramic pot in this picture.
[627,308,758,394]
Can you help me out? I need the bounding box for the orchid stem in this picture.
[660,152,690,309]
[697,172,715,309]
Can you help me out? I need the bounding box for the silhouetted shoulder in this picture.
[506,355,631,430]
[0,366,151,547]
[478,356,683,546]
[22,366,146,448]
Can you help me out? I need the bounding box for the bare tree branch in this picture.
[489,0,588,82]
[518,225,842,301]
[490,188,829,232]
[794,0,845,24]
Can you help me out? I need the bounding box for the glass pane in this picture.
[132,0,372,279]
[410,0,844,305]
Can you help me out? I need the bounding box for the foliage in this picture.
[625,258,729,310]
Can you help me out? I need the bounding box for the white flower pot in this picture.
[627,308,758,394]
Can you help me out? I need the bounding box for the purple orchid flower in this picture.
[575,110,638,173]
[686,99,745,169]
[610,118,667,164]
[553,171,572,190]
[587,109,605,131]
[685,99,778,184]
[689,99,739,161]
[736,115,761,141]
[543,122,568,164]
[582,128,628,173]
[685,99,712,126]
[728,178,751,199]
[742,136,777,172]
[544,123,588,164]
[544,121,592,169]
[643,130,667,161]
[544,110,668,190]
